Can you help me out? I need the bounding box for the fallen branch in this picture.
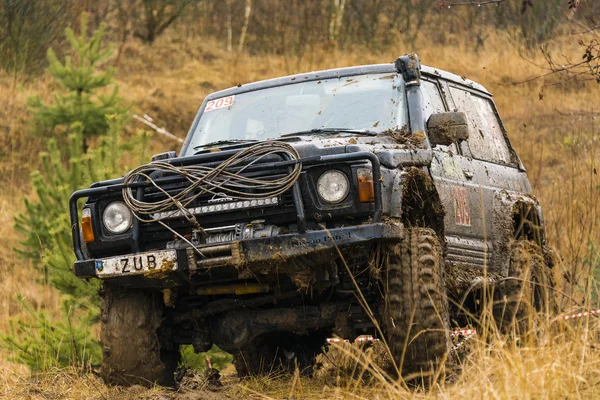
[133,114,184,143]
[440,0,504,6]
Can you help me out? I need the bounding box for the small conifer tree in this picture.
[27,13,128,151]
[14,120,127,307]
[5,16,137,371]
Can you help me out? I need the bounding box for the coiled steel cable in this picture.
[122,141,302,225]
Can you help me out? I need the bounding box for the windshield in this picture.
[184,72,407,155]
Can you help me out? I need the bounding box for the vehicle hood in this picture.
[190,134,432,169]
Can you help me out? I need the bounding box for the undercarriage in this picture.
[166,243,385,355]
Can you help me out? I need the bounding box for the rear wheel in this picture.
[382,228,450,378]
[100,283,179,386]
[493,240,558,333]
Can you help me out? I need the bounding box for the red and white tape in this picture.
[327,335,377,344]
[562,309,600,320]
[326,309,600,344]
[450,328,477,337]
[327,331,478,343]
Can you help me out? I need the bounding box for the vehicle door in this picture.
[439,81,525,271]
[421,78,488,270]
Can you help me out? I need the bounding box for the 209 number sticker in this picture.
[205,95,235,112]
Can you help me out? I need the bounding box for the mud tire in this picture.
[493,240,558,333]
[100,283,178,386]
[383,228,450,378]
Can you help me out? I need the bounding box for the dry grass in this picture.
[0,28,598,399]
[3,318,600,400]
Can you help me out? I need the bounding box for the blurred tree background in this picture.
[1,0,599,76]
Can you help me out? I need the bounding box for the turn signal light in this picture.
[81,208,95,243]
[357,168,375,203]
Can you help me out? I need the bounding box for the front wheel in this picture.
[100,283,179,386]
[382,228,451,378]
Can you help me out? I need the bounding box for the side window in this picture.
[421,80,446,119]
[448,86,513,165]
[421,80,456,154]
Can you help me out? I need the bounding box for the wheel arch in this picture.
[400,167,446,240]
[511,200,546,247]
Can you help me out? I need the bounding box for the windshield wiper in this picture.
[194,129,379,150]
[194,139,258,150]
[279,128,380,138]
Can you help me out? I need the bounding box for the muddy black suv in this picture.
[70,54,555,386]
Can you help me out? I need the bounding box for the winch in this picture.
[166,220,280,249]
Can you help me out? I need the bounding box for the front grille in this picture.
[131,160,299,248]
[143,169,290,221]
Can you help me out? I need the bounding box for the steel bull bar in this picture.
[74,222,402,278]
[71,150,388,278]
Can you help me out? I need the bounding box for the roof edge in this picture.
[205,61,491,100]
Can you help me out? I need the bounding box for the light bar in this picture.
[152,197,280,220]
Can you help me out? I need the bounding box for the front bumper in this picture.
[74,223,402,281]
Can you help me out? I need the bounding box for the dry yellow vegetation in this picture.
[0,30,598,399]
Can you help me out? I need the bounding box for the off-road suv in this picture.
[70,54,556,386]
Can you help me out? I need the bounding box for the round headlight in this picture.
[317,170,349,204]
[102,201,133,234]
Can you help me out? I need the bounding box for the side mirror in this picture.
[427,112,469,147]
[151,151,177,162]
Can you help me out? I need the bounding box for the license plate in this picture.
[95,250,178,277]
